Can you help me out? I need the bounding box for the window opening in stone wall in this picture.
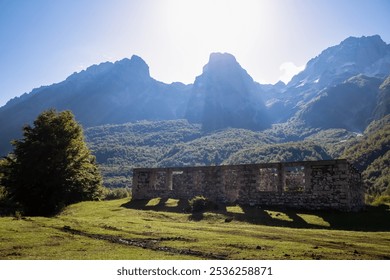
[224,169,239,190]
[284,166,305,192]
[154,171,167,190]
[168,171,184,190]
[192,170,205,192]
[312,165,333,176]
[258,168,278,191]
[138,172,149,184]
[223,168,240,202]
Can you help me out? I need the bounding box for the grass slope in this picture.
[1,198,389,260]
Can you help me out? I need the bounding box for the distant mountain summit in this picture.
[265,35,390,127]
[0,55,191,155]
[66,55,151,85]
[186,52,269,131]
[289,35,390,88]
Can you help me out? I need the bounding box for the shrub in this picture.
[14,210,22,220]
[189,196,210,212]
[103,187,131,200]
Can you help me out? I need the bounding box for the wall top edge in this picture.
[133,159,352,172]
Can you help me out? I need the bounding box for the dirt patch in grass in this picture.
[61,225,225,259]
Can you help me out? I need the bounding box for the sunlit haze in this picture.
[0,0,389,106]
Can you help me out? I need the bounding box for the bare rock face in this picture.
[185,53,269,132]
[289,35,390,88]
[296,75,383,132]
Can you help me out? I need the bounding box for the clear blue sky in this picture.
[0,0,389,106]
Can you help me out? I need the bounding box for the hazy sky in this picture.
[0,0,389,106]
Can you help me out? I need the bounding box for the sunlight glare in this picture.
[159,0,273,54]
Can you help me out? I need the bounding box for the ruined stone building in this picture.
[132,159,364,211]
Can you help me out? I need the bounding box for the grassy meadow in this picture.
[0,197,389,260]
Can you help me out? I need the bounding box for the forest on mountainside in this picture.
[342,115,390,196]
[84,115,389,199]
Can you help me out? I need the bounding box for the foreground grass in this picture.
[0,198,389,260]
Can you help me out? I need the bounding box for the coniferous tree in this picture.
[4,109,103,216]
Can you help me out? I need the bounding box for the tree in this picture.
[4,109,103,216]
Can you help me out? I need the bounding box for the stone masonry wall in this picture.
[132,160,364,211]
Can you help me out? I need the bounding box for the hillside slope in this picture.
[342,115,390,195]
[296,75,383,131]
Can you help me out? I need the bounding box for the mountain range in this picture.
[0,35,389,193]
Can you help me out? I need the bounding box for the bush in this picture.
[103,188,131,200]
[189,196,210,212]
[14,210,22,220]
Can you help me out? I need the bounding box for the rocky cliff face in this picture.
[295,75,383,131]
[185,53,269,132]
[289,35,390,88]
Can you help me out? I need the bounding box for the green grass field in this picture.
[0,198,389,260]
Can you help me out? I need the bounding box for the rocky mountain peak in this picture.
[186,53,268,132]
[340,35,386,49]
[289,35,390,87]
[197,52,254,88]
[110,55,151,83]
[326,35,389,68]
[128,54,150,74]
[65,54,151,84]
[204,52,239,70]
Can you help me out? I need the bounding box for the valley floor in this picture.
[0,198,389,260]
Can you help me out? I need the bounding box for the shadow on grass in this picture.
[121,198,390,232]
[121,198,191,213]
[234,206,316,229]
[318,204,390,231]
[236,205,390,231]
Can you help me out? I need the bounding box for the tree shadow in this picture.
[121,198,390,232]
[188,212,204,221]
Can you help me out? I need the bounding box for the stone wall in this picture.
[132,160,364,211]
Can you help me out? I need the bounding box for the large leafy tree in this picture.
[4,109,103,216]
